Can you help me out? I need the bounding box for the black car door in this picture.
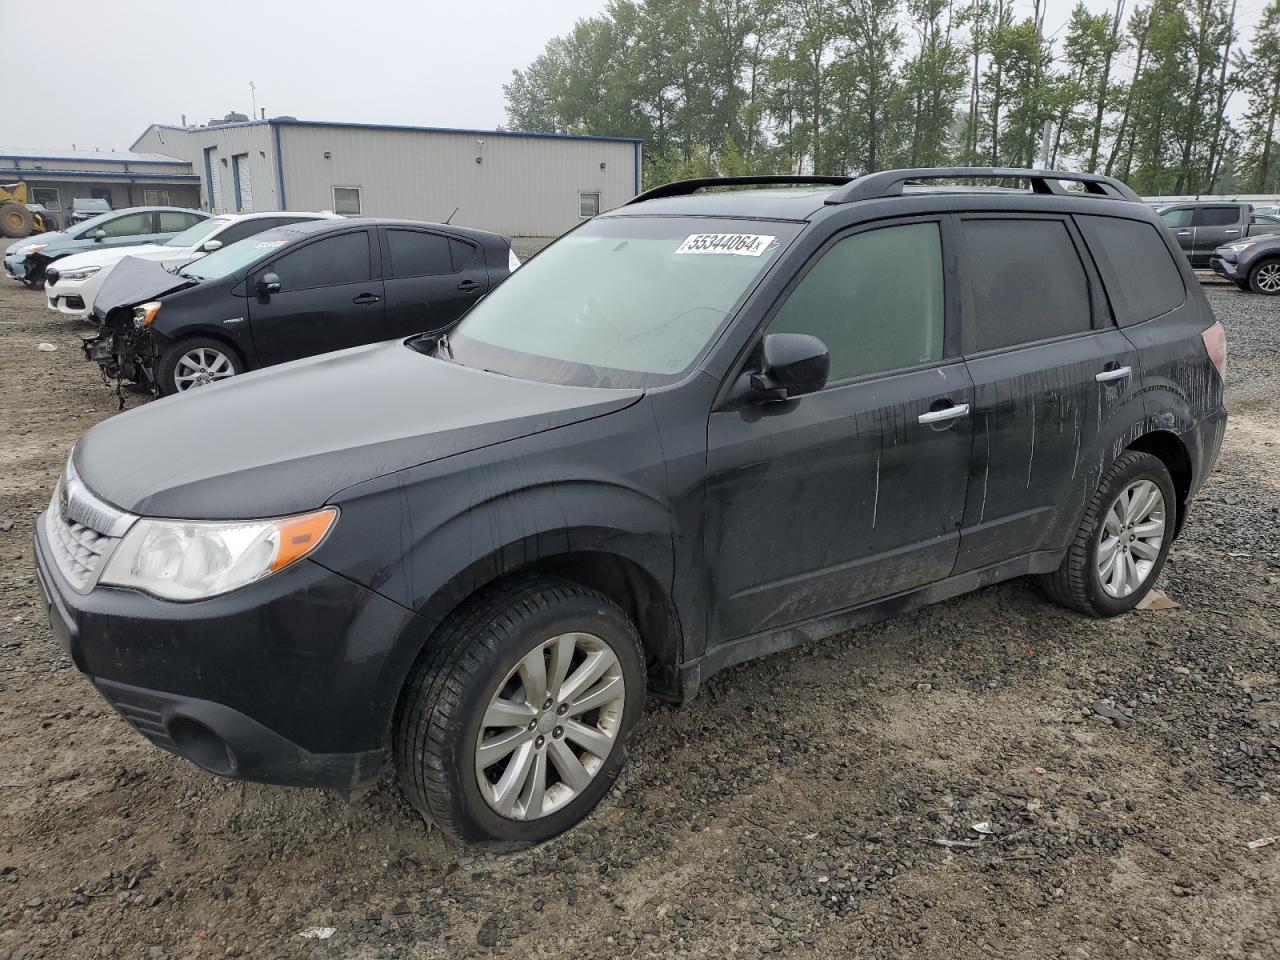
[704,217,973,645]
[379,227,489,338]
[952,214,1143,574]
[247,229,386,366]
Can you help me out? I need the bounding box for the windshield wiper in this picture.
[436,332,454,359]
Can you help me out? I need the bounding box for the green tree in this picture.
[1238,0,1280,190]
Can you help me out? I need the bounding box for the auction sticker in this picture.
[675,233,776,256]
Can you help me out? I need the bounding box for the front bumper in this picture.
[46,287,91,319]
[4,254,26,280]
[33,513,423,792]
[83,326,154,384]
[1210,255,1244,281]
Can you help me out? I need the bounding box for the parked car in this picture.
[1209,231,1280,293]
[45,211,341,321]
[1156,201,1280,266]
[70,198,112,223]
[84,218,517,395]
[36,168,1226,849]
[4,207,209,288]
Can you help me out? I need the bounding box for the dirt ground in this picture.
[0,277,1277,960]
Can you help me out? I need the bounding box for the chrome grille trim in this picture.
[43,457,137,593]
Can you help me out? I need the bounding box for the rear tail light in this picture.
[1201,321,1227,381]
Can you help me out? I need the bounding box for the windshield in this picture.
[447,216,798,388]
[169,217,228,249]
[183,228,297,279]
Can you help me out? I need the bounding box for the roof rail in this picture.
[825,167,1141,204]
[627,175,853,205]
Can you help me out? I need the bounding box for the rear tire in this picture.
[1038,451,1176,618]
[156,337,243,395]
[1248,257,1280,294]
[393,576,646,850]
[0,202,33,239]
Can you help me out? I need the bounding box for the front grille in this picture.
[43,460,136,593]
[44,505,116,591]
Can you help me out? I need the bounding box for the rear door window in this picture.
[266,231,371,291]
[1193,206,1239,227]
[1159,208,1193,229]
[1076,215,1185,326]
[158,211,204,232]
[961,218,1093,353]
[767,221,945,382]
[386,229,453,278]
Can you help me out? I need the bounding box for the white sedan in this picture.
[45,211,339,321]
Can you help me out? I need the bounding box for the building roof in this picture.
[0,146,186,165]
[132,118,644,152]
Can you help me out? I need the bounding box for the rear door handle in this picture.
[918,403,970,424]
[352,293,381,305]
[1224,228,1240,234]
[457,279,481,292]
[1176,230,1191,236]
[1095,365,1132,383]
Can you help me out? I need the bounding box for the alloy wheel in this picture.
[1255,262,1280,293]
[173,347,235,391]
[474,632,626,821]
[1097,479,1167,598]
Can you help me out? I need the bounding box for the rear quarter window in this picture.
[1077,215,1185,326]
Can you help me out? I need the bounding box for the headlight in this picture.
[133,301,162,327]
[20,242,48,256]
[99,508,338,601]
[58,265,101,281]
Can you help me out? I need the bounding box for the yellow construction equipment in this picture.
[1,182,48,239]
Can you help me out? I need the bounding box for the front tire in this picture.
[394,576,646,849]
[156,338,243,395]
[1039,451,1176,617]
[1248,257,1280,294]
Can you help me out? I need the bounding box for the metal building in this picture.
[0,147,200,226]
[131,119,643,237]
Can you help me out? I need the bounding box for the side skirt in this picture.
[672,549,1064,702]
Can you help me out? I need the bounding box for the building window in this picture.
[32,188,61,211]
[143,189,171,206]
[333,186,362,216]
[579,192,601,218]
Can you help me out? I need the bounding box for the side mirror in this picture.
[90,229,106,241]
[200,239,222,253]
[746,333,830,402]
[256,271,282,296]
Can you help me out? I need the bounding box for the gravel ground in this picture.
[0,282,1277,960]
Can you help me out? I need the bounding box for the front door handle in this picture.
[352,293,382,305]
[1224,228,1240,234]
[457,279,481,292]
[1095,365,1132,383]
[1176,230,1191,236]
[918,403,970,425]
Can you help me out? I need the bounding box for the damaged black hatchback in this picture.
[84,217,516,395]
[36,169,1226,849]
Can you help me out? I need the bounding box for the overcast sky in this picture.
[11,0,1271,153]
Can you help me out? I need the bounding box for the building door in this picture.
[204,147,222,211]
[233,154,253,212]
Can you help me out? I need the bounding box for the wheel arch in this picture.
[1126,430,1192,537]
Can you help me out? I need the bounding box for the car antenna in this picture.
[444,207,459,225]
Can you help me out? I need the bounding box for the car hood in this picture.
[73,340,642,519]
[93,255,201,314]
[55,244,182,272]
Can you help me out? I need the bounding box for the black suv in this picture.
[34,168,1227,848]
[83,218,516,395]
